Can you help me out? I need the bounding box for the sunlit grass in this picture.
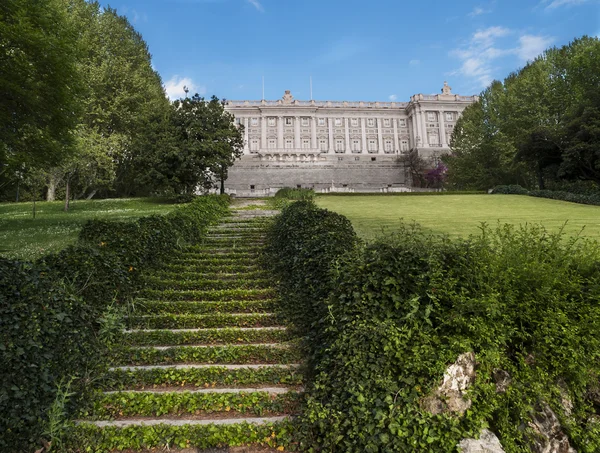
[0,198,177,261]
[316,194,600,241]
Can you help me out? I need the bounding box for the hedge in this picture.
[266,203,600,452]
[0,195,229,453]
[491,184,600,206]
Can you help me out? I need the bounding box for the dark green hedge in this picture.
[266,205,600,452]
[491,184,600,205]
[264,200,358,364]
[0,195,229,453]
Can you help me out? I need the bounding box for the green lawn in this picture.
[0,198,177,261]
[316,194,600,240]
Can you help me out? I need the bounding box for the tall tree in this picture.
[0,0,81,184]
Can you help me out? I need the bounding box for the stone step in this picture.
[104,386,296,395]
[110,363,301,372]
[82,416,290,428]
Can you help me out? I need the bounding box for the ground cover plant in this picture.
[315,193,600,240]
[266,200,600,452]
[0,197,177,261]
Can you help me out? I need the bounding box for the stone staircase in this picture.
[77,209,301,451]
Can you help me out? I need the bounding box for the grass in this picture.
[315,194,600,240]
[0,198,177,261]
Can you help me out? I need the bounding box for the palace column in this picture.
[393,118,399,152]
[344,118,350,154]
[277,116,284,149]
[377,118,384,154]
[243,117,249,154]
[410,113,417,148]
[438,110,447,147]
[261,116,267,150]
[419,106,428,146]
[327,118,334,153]
[361,118,367,153]
[311,116,317,149]
[294,116,301,149]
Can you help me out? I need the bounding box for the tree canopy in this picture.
[443,36,600,190]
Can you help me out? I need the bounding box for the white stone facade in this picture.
[223,83,478,196]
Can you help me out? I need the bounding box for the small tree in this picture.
[168,95,244,194]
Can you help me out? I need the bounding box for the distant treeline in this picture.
[444,36,600,192]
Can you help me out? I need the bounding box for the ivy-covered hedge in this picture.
[266,203,600,452]
[264,200,359,364]
[0,195,229,453]
[491,184,600,205]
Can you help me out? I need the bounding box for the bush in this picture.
[0,195,230,452]
[490,185,530,195]
[274,187,315,201]
[264,200,359,363]
[266,212,600,452]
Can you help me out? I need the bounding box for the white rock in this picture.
[458,429,506,453]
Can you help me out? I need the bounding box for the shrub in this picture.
[274,187,315,201]
[0,195,230,452]
[266,212,600,452]
[264,200,359,363]
[490,185,530,195]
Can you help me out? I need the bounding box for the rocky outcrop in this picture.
[529,404,576,453]
[421,352,476,416]
[458,429,506,453]
[493,369,511,394]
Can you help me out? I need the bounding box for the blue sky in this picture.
[105,0,599,102]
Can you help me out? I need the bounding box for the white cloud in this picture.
[317,37,370,64]
[541,0,590,9]
[469,7,486,16]
[247,0,264,12]
[450,26,554,87]
[389,94,398,101]
[164,75,206,100]
[517,35,554,61]
[409,59,421,66]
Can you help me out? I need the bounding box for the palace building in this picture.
[223,82,478,196]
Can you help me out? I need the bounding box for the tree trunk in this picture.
[86,189,98,200]
[46,176,57,202]
[64,176,71,211]
[537,162,545,190]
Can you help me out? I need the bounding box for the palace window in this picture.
[352,139,361,152]
[250,185,255,190]
[286,117,293,126]
[401,140,409,151]
[351,118,358,127]
[427,112,436,121]
[319,139,328,151]
[384,139,393,152]
[428,133,439,145]
[335,139,344,152]
[250,139,259,151]
[446,112,454,122]
[251,118,259,126]
[384,119,391,127]
[235,117,242,125]
[285,139,293,149]
[368,139,377,152]
[302,139,310,149]
[367,118,375,127]
[318,118,325,126]
[268,139,276,149]
[302,117,309,126]
[371,157,377,161]
[268,117,276,126]
[335,118,342,126]
[399,119,406,127]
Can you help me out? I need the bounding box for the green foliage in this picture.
[111,344,301,366]
[266,206,600,451]
[0,196,230,452]
[264,200,359,366]
[123,325,290,346]
[63,420,295,452]
[101,365,303,391]
[444,36,600,190]
[88,390,301,418]
[491,184,600,206]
